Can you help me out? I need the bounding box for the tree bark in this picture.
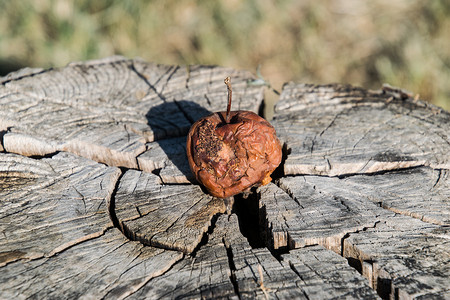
[0,56,448,299]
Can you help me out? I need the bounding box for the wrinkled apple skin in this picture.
[186,110,282,198]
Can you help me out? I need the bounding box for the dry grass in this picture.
[1,0,448,110]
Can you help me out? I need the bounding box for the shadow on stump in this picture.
[145,100,212,182]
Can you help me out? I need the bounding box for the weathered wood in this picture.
[0,152,120,264]
[129,214,378,299]
[273,83,449,176]
[128,216,236,299]
[1,57,449,299]
[257,169,449,298]
[137,136,194,183]
[343,215,449,299]
[114,169,226,253]
[1,56,264,174]
[259,180,381,252]
[1,227,183,299]
[301,167,449,225]
[284,245,380,299]
[0,152,183,299]
[223,214,379,299]
[261,83,450,299]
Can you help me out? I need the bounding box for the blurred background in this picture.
[1,0,449,111]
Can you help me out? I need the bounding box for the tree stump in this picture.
[1,56,448,299]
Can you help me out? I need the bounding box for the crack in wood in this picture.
[150,167,164,183]
[0,226,115,268]
[129,62,168,104]
[319,111,342,137]
[273,179,303,209]
[102,253,185,300]
[158,66,180,96]
[1,68,49,85]
[189,213,220,258]
[340,221,380,257]
[203,94,212,106]
[340,216,449,299]
[431,169,443,189]
[107,168,125,231]
[1,60,448,299]
[269,142,289,182]
[0,129,6,150]
[184,65,191,90]
[173,99,196,124]
[233,190,265,249]
[287,261,313,300]
[223,238,241,299]
[46,226,114,257]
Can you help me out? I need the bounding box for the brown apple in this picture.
[186,77,282,198]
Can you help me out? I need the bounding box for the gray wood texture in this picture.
[1,56,448,299]
[273,83,449,176]
[114,169,226,253]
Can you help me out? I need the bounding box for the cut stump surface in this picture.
[1,56,449,299]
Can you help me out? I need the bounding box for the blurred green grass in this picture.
[1,0,449,111]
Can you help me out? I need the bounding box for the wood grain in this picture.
[0,57,448,299]
[0,56,264,172]
[259,180,381,252]
[273,83,449,176]
[114,169,226,253]
[129,214,378,299]
[343,215,449,299]
[0,152,120,265]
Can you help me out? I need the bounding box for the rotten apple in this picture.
[186,77,282,198]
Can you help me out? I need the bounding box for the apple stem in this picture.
[224,76,232,123]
